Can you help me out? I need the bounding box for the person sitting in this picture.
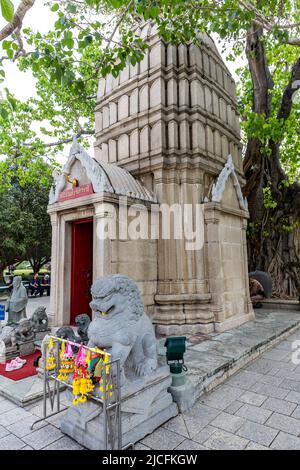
[249,277,265,308]
[40,273,50,297]
[29,273,40,297]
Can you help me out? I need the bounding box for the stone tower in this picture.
[94,23,254,334]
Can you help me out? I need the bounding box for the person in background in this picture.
[249,277,265,308]
[29,273,40,297]
[40,273,50,297]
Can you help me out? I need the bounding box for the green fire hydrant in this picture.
[164,336,187,387]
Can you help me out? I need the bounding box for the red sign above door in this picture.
[59,183,94,202]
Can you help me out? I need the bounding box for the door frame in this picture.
[70,217,93,325]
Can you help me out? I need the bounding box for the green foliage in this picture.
[0,0,300,187]
[0,0,14,22]
[0,169,52,275]
[263,186,278,209]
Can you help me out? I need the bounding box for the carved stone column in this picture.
[48,212,59,326]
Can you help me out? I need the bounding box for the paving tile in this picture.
[0,407,33,427]
[141,428,185,450]
[162,415,190,439]
[261,397,297,416]
[285,390,300,405]
[204,429,249,450]
[6,415,46,438]
[135,443,151,450]
[237,421,278,447]
[275,369,300,380]
[0,399,18,414]
[225,400,244,414]
[276,340,294,351]
[291,405,300,419]
[257,375,285,387]
[22,424,63,450]
[246,359,279,376]
[246,441,270,450]
[199,385,243,410]
[266,412,300,436]
[210,412,245,434]
[43,436,83,450]
[175,439,207,450]
[0,433,26,450]
[263,349,290,362]
[235,404,272,424]
[280,379,300,393]
[46,409,68,429]
[250,382,289,399]
[182,403,220,437]
[271,431,300,450]
[0,424,9,439]
[227,371,262,390]
[239,391,267,407]
[193,425,217,444]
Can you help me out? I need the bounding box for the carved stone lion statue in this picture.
[88,275,158,385]
[0,318,35,347]
[31,306,49,332]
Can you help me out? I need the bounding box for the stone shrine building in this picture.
[48,23,254,334]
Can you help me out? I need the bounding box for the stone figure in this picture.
[56,314,91,344]
[6,276,28,324]
[31,306,49,332]
[88,275,158,385]
[0,318,35,348]
[76,314,91,343]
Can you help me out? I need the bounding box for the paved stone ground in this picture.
[0,326,300,449]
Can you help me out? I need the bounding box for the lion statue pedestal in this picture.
[61,275,178,449]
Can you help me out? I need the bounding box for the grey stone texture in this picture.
[0,308,300,449]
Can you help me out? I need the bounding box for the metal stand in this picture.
[31,336,122,450]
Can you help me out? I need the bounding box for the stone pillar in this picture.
[93,201,116,281]
[204,204,225,323]
[48,212,59,326]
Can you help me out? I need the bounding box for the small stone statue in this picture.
[0,318,35,348]
[6,276,28,325]
[31,306,49,332]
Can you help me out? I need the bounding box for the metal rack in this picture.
[31,336,122,450]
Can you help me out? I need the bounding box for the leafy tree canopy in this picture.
[0,160,52,279]
[0,1,300,184]
[1,1,300,295]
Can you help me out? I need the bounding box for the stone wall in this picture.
[95,28,243,181]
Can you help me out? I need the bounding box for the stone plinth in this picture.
[61,366,177,450]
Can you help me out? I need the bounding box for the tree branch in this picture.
[0,0,36,42]
[277,56,300,121]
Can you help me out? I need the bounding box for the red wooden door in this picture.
[70,218,93,325]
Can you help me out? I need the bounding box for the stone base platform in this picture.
[0,372,65,407]
[61,366,178,450]
[161,309,300,411]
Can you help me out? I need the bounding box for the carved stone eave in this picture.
[48,136,156,205]
[211,155,248,211]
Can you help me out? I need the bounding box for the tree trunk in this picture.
[243,23,300,298]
